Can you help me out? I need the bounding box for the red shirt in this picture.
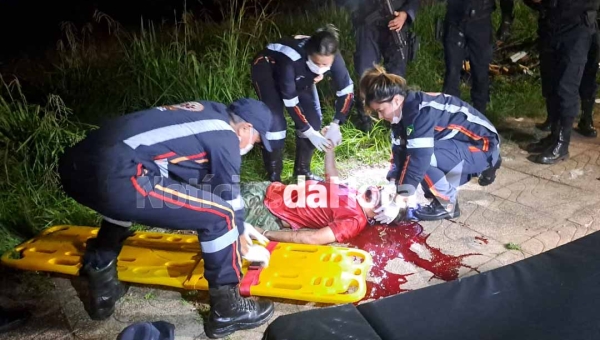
[264,180,368,242]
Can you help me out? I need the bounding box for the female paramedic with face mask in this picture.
[358,64,503,222]
[251,24,355,182]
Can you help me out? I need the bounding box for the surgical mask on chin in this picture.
[240,129,254,156]
[240,143,254,155]
[391,109,402,124]
[306,58,330,75]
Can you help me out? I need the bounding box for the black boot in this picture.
[204,284,274,339]
[478,155,502,186]
[262,147,283,182]
[536,125,570,164]
[414,199,460,221]
[536,117,552,132]
[527,119,559,153]
[79,256,129,320]
[293,136,324,182]
[577,99,597,138]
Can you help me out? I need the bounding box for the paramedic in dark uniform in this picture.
[526,0,600,164]
[251,24,354,182]
[58,98,275,339]
[442,0,496,115]
[351,0,419,132]
[359,65,502,222]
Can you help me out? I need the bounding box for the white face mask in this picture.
[391,98,403,124]
[240,129,254,156]
[306,57,330,75]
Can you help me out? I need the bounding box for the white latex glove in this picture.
[243,222,269,246]
[303,126,333,151]
[242,244,271,268]
[324,122,342,146]
[374,200,402,224]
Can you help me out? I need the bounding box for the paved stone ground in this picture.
[1,119,600,340]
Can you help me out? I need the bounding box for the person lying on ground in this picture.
[241,127,404,245]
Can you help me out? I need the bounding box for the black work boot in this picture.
[414,199,460,221]
[79,255,129,320]
[478,155,502,186]
[355,109,373,133]
[577,99,597,138]
[261,147,283,182]
[536,117,552,132]
[527,120,559,153]
[293,136,324,182]
[204,284,274,339]
[536,125,570,164]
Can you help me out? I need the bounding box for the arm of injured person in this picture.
[254,226,337,245]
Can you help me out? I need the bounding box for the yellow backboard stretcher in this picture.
[1,226,372,304]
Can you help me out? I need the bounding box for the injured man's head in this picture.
[360,185,395,226]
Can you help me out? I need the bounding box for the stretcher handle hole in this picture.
[325,278,334,287]
[64,251,83,257]
[30,248,57,254]
[342,279,360,295]
[313,277,322,285]
[139,235,163,240]
[286,245,318,253]
[119,257,136,262]
[49,258,79,266]
[354,269,362,275]
[271,283,302,290]
[167,237,183,242]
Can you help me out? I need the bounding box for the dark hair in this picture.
[305,24,339,56]
[359,64,408,109]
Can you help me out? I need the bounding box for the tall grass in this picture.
[0,0,542,254]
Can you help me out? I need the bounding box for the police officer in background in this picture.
[526,0,600,164]
[496,0,517,43]
[442,0,497,115]
[535,8,599,139]
[351,0,419,132]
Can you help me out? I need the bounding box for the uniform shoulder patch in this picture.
[161,101,205,112]
[406,124,414,136]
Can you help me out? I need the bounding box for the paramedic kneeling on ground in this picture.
[359,65,502,221]
[58,99,274,339]
[246,127,397,245]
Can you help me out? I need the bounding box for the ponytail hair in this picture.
[305,24,340,56]
[359,64,408,108]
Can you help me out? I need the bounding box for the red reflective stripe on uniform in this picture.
[434,126,444,132]
[293,106,308,123]
[399,155,411,184]
[136,163,143,176]
[468,146,482,152]
[448,124,489,151]
[151,186,242,280]
[153,151,176,160]
[340,93,353,115]
[239,241,279,296]
[170,152,208,164]
[423,175,450,201]
[131,177,148,196]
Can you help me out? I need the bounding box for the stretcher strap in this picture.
[239,241,278,297]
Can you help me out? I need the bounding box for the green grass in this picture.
[0,0,541,255]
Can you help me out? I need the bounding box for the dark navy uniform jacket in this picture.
[445,0,496,23]
[69,100,246,233]
[387,91,500,192]
[357,0,419,25]
[261,36,354,131]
